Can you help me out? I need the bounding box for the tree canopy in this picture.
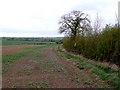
[58,10,91,38]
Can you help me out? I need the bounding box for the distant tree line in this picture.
[2,37,63,42]
[59,10,120,66]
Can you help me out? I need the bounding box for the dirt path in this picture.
[2,47,104,88]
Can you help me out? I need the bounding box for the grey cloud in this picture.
[72,0,108,12]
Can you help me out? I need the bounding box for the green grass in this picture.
[28,81,49,88]
[91,65,119,88]
[2,44,57,64]
[3,49,32,64]
[2,45,44,72]
[41,60,57,71]
[2,40,56,45]
[2,44,59,72]
[57,46,120,88]
[2,46,41,64]
[0,38,2,45]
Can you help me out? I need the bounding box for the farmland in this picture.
[2,39,57,46]
[2,39,119,88]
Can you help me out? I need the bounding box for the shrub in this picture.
[62,25,120,66]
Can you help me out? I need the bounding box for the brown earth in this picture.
[2,45,36,55]
[2,46,106,88]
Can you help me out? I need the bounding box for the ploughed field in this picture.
[2,44,119,88]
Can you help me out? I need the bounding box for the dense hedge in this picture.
[63,25,120,66]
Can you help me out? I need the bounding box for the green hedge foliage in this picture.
[63,25,120,66]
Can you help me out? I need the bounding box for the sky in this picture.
[0,0,120,37]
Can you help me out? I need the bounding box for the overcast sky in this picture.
[0,0,119,37]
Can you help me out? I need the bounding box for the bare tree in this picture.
[93,13,102,35]
[58,10,91,39]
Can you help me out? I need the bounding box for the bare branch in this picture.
[58,10,91,38]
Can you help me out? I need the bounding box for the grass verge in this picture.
[57,46,119,88]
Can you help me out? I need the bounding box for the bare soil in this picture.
[2,46,106,88]
[2,45,35,55]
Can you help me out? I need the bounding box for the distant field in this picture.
[2,40,56,45]
[0,38,2,45]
